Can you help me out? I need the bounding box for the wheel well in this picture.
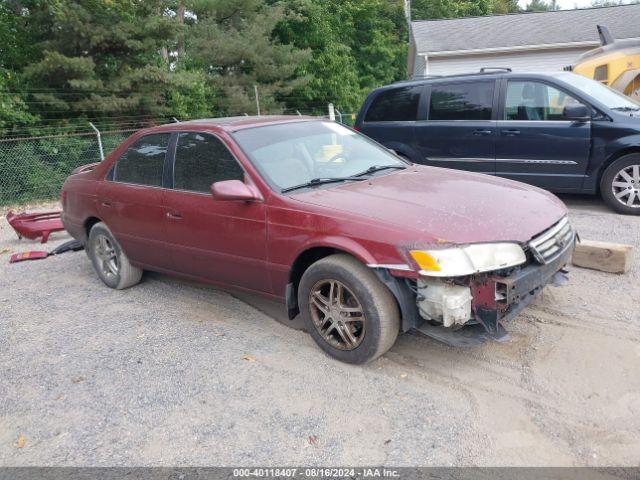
[598,147,640,190]
[286,247,346,318]
[84,216,102,240]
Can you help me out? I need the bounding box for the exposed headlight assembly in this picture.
[410,243,526,277]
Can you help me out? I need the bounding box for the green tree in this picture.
[492,0,521,14]
[525,0,557,11]
[411,0,493,19]
[5,0,213,132]
[276,0,407,113]
[184,0,312,115]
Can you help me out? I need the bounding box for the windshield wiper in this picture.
[281,176,368,193]
[354,165,406,177]
[612,106,640,112]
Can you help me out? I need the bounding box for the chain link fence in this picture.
[0,129,136,205]
[0,110,359,206]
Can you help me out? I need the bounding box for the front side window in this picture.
[173,132,244,193]
[429,82,494,120]
[505,81,581,121]
[364,86,422,122]
[114,133,169,187]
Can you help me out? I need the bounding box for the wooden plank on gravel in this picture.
[572,240,633,274]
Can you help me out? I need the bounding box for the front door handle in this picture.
[166,211,183,220]
[501,129,521,136]
[473,129,493,136]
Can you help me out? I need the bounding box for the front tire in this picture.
[88,222,142,289]
[601,154,640,215]
[298,254,400,364]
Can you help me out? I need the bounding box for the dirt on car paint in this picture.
[0,196,638,466]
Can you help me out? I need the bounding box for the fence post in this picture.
[89,122,105,161]
[328,103,335,121]
[334,108,343,124]
[254,85,261,116]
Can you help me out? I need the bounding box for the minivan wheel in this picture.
[298,254,400,364]
[88,222,142,289]
[601,154,640,215]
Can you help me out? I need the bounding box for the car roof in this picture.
[142,115,318,135]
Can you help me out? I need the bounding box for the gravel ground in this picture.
[0,195,638,466]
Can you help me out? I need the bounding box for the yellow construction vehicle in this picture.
[570,25,640,100]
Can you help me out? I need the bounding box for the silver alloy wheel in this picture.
[95,234,119,278]
[309,279,366,351]
[612,164,640,208]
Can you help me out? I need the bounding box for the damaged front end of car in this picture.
[373,216,576,347]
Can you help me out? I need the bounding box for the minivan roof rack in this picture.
[392,68,513,86]
[479,67,512,72]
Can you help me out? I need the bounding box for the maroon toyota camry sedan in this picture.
[61,116,575,363]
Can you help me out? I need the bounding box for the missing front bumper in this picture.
[415,240,574,347]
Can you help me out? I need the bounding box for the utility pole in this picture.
[254,85,261,116]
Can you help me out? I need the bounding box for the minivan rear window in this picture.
[429,82,494,121]
[364,86,422,122]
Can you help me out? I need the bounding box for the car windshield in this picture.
[555,72,640,110]
[232,121,407,192]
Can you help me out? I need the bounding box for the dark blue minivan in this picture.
[355,70,640,215]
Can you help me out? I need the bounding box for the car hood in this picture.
[288,166,567,245]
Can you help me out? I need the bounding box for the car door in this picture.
[98,132,172,269]
[495,79,591,191]
[414,80,497,175]
[162,130,270,292]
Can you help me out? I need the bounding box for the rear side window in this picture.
[364,86,422,122]
[114,133,169,187]
[429,82,494,120]
[173,132,244,193]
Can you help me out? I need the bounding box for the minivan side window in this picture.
[428,82,494,121]
[114,133,169,187]
[505,81,581,121]
[364,86,422,122]
[173,132,244,193]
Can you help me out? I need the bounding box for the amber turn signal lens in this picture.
[410,250,441,271]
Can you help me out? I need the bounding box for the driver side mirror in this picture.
[210,180,259,202]
[563,104,591,122]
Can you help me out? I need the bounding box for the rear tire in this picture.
[600,154,640,215]
[298,254,400,364]
[88,222,142,289]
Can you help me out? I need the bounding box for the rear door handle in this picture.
[473,129,493,136]
[101,201,112,207]
[166,211,183,220]
[502,129,521,136]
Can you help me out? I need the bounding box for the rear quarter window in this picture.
[364,86,422,122]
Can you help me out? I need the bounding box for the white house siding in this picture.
[418,46,593,77]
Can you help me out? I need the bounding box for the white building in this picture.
[408,4,640,78]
